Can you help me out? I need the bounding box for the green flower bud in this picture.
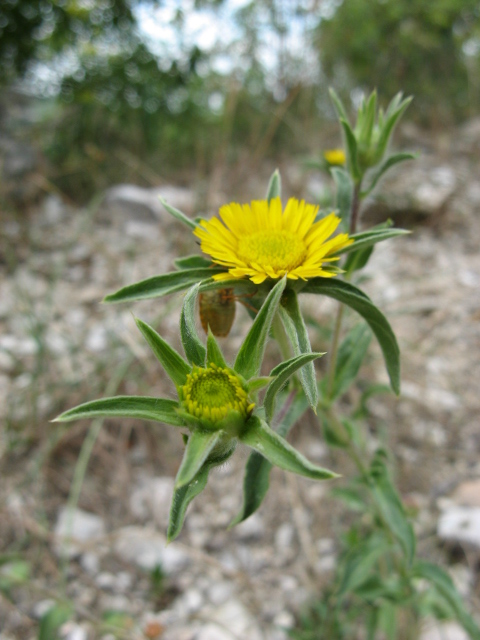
[177,362,255,434]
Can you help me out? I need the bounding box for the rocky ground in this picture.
[1,114,480,640]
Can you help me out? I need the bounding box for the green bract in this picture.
[54,276,336,541]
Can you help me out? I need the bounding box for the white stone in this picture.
[129,476,174,528]
[437,506,480,548]
[274,522,295,552]
[207,581,235,606]
[233,513,265,540]
[195,624,235,640]
[80,552,100,575]
[420,620,470,640]
[32,599,55,619]
[113,526,189,573]
[85,324,108,352]
[54,507,106,559]
[206,599,262,640]
[59,622,88,640]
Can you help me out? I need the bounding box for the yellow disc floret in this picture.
[179,363,254,425]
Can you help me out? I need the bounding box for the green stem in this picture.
[326,180,363,398]
[326,304,345,399]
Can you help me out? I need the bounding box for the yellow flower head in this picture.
[323,148,346,166]
[194,197,353,285]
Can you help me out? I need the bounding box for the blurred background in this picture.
[2,0,480,203]
[2,2,480,639]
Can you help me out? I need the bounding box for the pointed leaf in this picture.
[180,284,206,367]
[412,561,480,639]
[135,318,191,386]
[364,152,417,196]
[167,439,235,542]
[302,279,400,395]
[39,603,73,640]
[278,289,318,410]
[358,90,377,147]
[205,328,228,368]
[175,255,212,270]
[340,118,361,181]
[335,227,410,257]
[375,96,413,160]
[328,323,372,400]
[175,429,222,488]
[331,167,353,223]
[234,276,286,380]
[369,450,415,565]
[265,352,325,422]
[240,416,338,481]
[246,377,272,393]
[329,87,349,123]
[159,197,199,230]
[338,534,390,596]
[231,392,309,525]
[104,268,224,304]
[53,396,184,426]
[265,169,282,201]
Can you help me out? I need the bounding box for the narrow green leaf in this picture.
[234,276,286,380]
[175,429,222,488]
[412,561,480,639]
[229,450,272,528]
[358,90,377,147]
[231,393,309,525]
[240,416,339,481]
[278,289,318,410]
[206,328,228,368]
[329,323,372,400]
[265,352,325,422]
[329,87,349,123]
[175,255,212,270]
[378,602,397,640]
[338,534,390,596]
[135,318,191,387]
[246,376,272,393]
[344,245,374,275]
[167,463,209,542]
[167,440,236,542]
[104,268,223,304]
[180,283,206,367]
[331,167,353,223]
[364,152,417,196]
[334,228,410,257]
[369,450,415,565]
[265,169,282,201]
[375,96,413,160]
[340,118,361,181]
[39,603,73,640]
[159,197,199,230]
[53,396,184,426]
[318,410,349,449]
[330,485,368,512]
[302,279,400,395]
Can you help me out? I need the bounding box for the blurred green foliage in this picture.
[0,0,137,83]
[318,0,480,125]
[2,0,480,201]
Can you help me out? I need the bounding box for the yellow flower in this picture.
[194,197,353,285]
[323,148,346,166]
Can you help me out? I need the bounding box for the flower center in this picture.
[238,230,307,272]
[180,364,252,423]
